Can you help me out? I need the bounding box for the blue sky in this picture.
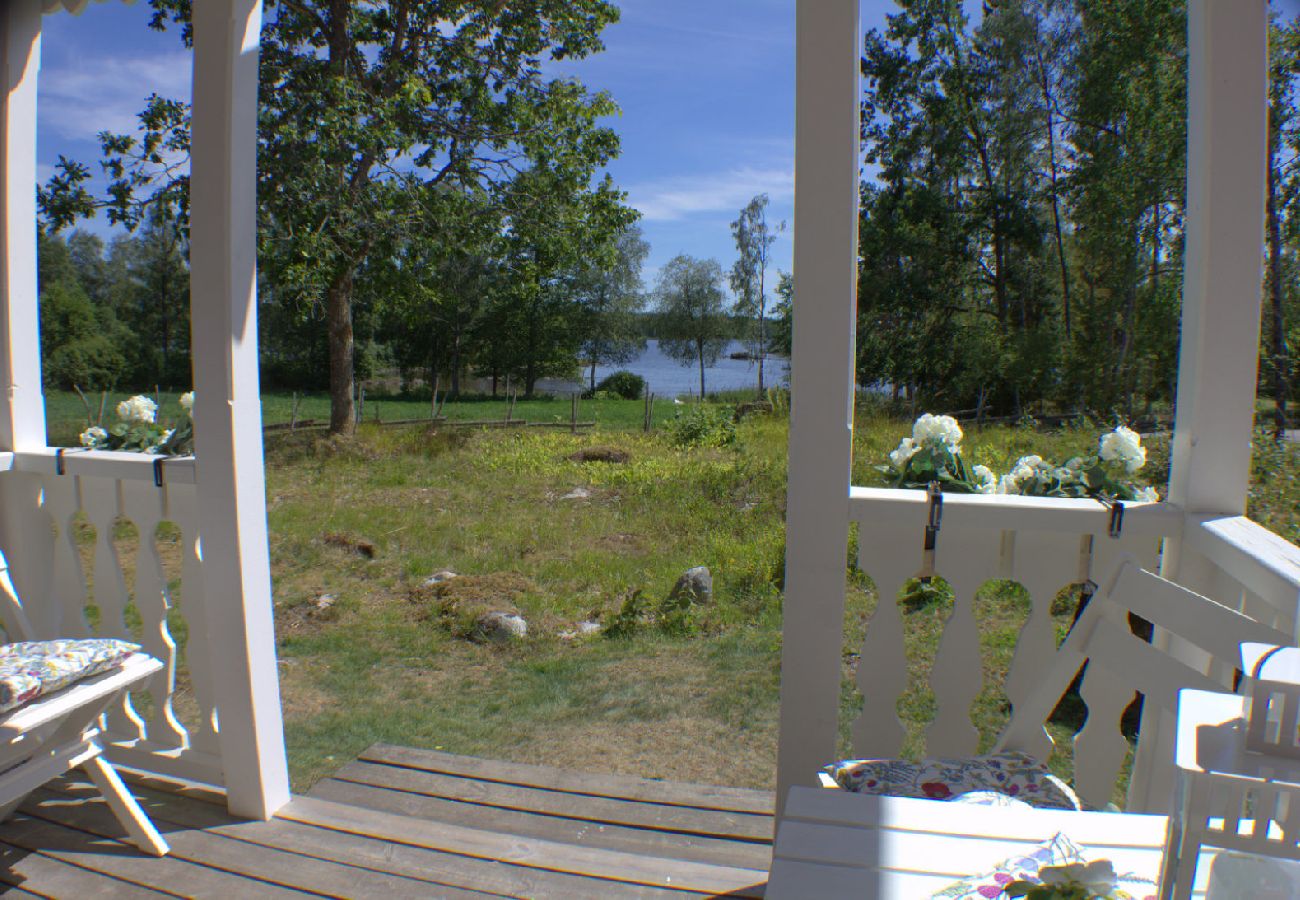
[35,1,951,294]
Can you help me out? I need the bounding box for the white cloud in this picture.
[38,51,191,143]
[629,164,793,222]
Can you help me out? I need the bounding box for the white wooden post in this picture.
[1141,0,1269,814]
[189,0,288,820]
[1167,0,1268,518]
[776,0,859,814]
[0,0,45,453]
[0,0,58,637]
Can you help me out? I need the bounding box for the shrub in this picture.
[666,404,737,449]
[596,370,645,400]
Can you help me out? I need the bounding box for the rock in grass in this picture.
[668,567,713,606]
[560,487,592,501]
[423,570,458,587]
[308,593,337,620]
[477,611,528,642]
[558,620,602,641]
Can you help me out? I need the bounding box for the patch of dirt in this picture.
[323,532,377,558]
[594,532,645,554]
[567,446,631,464]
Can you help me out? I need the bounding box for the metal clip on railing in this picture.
[919,482,943,584]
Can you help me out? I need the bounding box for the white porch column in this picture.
[1167,0,1268,517]
[0,0,45,452]
[776,0,859,813]
[189,0,288,820]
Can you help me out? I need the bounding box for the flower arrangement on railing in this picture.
[883,414,1159,502]
[79,392,194,456]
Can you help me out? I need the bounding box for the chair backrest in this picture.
[996,557,1291,811]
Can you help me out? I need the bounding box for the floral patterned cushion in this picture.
[824,750,1085,811]
[0,639,141,714]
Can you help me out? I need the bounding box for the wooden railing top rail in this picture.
[1186,514,1300,625]
[0,449,197,485]
[848,486,1185,537]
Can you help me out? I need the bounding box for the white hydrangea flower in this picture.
[997,473,1019,494]
[1041,859,1117,893]
[1100,425,1146,473]
[79,426,108,449]
[912,413,963,450]
[179,391,195,412]
[1054,467,1075,483]
[972,464,997,494]
[117,394,158,424]
[889,437,916,469]
[1134,486,1160,503]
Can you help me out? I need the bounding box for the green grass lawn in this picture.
[43,390,1300,797]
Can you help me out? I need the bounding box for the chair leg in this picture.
[1158,813,1182,899]
[1169,829,1203,900]
[82,756,169,857]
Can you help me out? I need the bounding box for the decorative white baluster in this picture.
[852,521,915,758]
[1003,530,1086,763]
[41,475,90,638]
[121,480,186,750]
[926,530,1001,756]
[171,485,220,757]
[81,477,146,742]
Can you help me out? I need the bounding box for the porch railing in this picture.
[845,488,1300,812]
[0,450,224,788]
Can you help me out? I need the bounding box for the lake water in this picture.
[539,340,790,399]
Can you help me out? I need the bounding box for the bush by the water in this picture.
[596,370,645,400]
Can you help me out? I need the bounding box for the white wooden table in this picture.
[768,786,1218,899]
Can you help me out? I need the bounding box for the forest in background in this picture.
[858,0,1297,431]
[32,0,1297,432]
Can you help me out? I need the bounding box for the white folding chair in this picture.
[0,557,168,856]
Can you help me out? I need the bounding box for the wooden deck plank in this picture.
[324,760,772,841]
[0,814,259,899]
[360,743,776,815]
[0,837,175,899]
[309,773,773,868]
[49,778,704,900]
[282,795,769,898]
[24,786,498,900]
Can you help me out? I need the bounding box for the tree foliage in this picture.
[655,255,730,398]
[730,194,782,394]
[858,0,1207,416]
[41,0,632,431]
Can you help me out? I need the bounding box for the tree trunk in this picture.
[1037,48,1072,340]
[327,270,356,434]
[1267,119,1291,440]
[590,360,597,392]
[697,340,706,399]
[757,266,766,396]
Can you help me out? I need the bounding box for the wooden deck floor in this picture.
[0,744,774,898]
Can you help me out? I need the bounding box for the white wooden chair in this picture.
[0,557,169,856]
[995,557,1291,811]
[774,559,1293,897]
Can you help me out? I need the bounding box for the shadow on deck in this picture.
[0,744,773,898]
